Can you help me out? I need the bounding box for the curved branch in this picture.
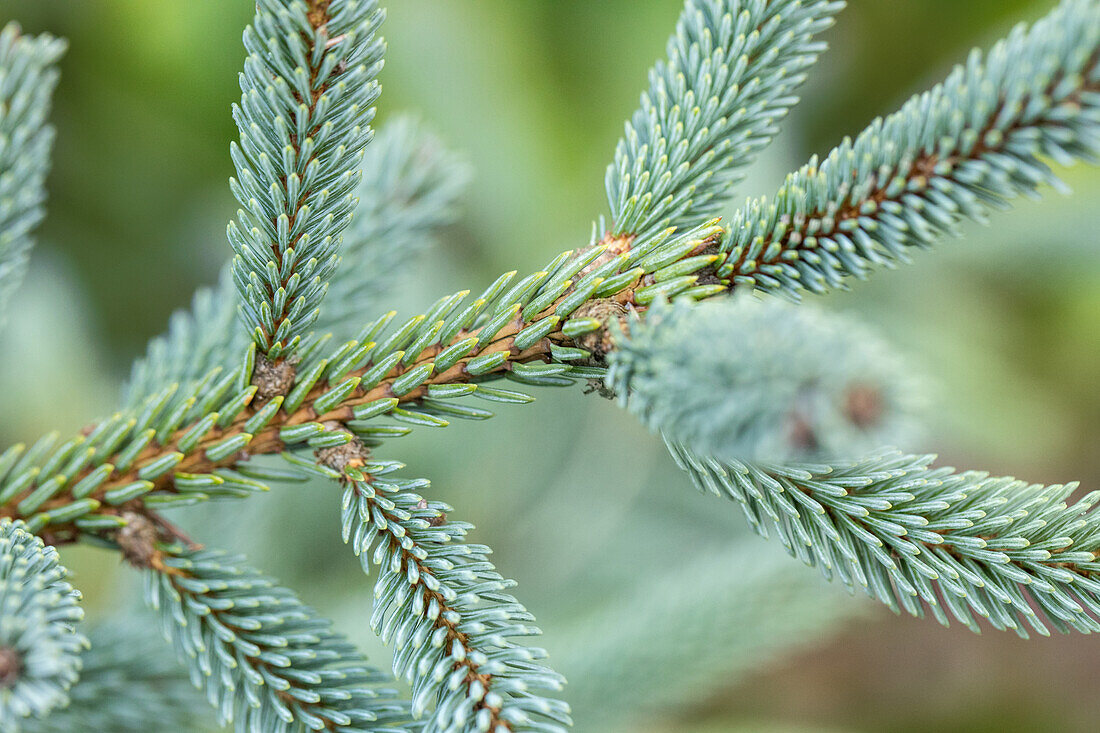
[719,0,1100,297]
[670,443,1100,637]
[337,458,570,731]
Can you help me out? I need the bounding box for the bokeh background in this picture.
[1,1,1099,731]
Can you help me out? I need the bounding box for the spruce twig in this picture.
[337,460,571,732]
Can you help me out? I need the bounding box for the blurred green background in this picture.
[1,1,1099,731]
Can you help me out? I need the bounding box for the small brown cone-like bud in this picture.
[569,299,630,364]
[252,355,296,402]
[844,383,885,429]
[0,647,22,689]
[315,422,370,473]
[116,511,160,569]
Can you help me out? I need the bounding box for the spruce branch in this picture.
[717,0,1100,298]
[667,444,1100,638]
[15,0,1097,558]
[0,0,1098,729]
[124,118,467,412]
[0,24,65,330]
[143,543,415,732]
[228,0,385,360]
[607,0,843,239]
[0,220,726,542]
[604,251,1100,638]
[0,519,84,731]
[605,295,922,463]
[334,457,570,732]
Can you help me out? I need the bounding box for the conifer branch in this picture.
[334,458,570,731]
[0,520,84,730]
[2,0,1100,727]
[227,0,385,359]
[605,245,1100,639]
[607,0,843,239]
[143,543,415,732]
[667,444,1100,638]
[718,0,1100,297]
[605,295,921,463]
[15,0,1098,563]
[124,118,466,411]
[0,24,65,329]
[0,221,726,541]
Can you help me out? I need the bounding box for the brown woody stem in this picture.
[0,230,725,543]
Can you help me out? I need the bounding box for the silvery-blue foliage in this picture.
[607,294,922,463]
[0,520,84,731]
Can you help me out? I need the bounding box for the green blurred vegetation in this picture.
[1,1,1098,731]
